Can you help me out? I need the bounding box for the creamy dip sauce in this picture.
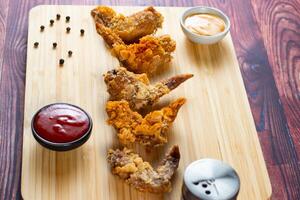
[185,14,226,36]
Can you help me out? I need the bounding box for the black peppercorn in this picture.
[68,50,73,57]
[112,69,117,75]
[66,16,70,22]
[40,25,45,32]
[66,27,71,33]
[59,59,64,65]
[56,14,60,20]
[80,29,85,36]
[52,42,57,49]
[34,42,39,48]
[50,19,54,26]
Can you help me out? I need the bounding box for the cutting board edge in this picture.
[21,5,272,200]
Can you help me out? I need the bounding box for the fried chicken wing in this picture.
[106,98,186,146]
[95,23,176,74]
[104,67,193,110]
[113,35,176,74]
[107,145,180,193]
[91,6,163,43]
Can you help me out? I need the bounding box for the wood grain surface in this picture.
[0,1,299,200]
[22,5,271,200]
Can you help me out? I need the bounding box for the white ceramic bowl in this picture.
[180,6,230,44]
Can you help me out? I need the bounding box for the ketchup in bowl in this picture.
[32,103,92,151]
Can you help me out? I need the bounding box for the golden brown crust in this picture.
[107,145,180,193]
[91,6,175,74]
[94,27,176,74]
[95,23,124,47]
[112,35,176,74]
[91,6,163,43]
[106,98,186,146]
[104,67,193,110]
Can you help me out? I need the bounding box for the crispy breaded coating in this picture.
[91,6,163,43]
[104,67,193,110]
[107,145,180,193]
[112,35,176,74]
[106,98,186,146]
[95,22,176,74]
[95,23,124,47]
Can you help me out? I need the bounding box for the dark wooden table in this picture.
[0,0,299,199]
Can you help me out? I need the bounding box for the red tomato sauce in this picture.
[33,104,90,143]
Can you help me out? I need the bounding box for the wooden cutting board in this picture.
[22,5,272,200]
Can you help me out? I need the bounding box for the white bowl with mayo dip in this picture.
[180,6,230,44]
